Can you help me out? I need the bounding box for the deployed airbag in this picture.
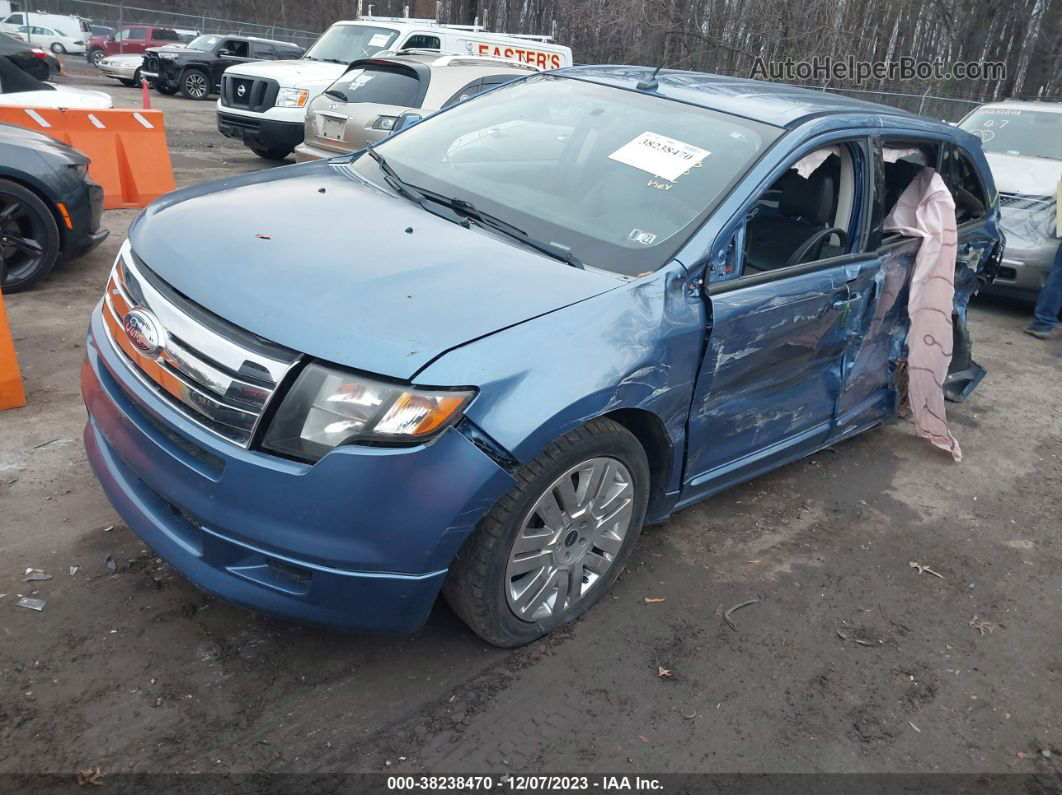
[884,169,962,461]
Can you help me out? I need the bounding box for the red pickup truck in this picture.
[86,25,182,66]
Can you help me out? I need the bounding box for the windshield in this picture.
[960,108,1062,160]
[185,35,220,51]
[303,24,399,63]
[354,74,780,275]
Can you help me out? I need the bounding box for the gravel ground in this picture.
[1,63,1060,781]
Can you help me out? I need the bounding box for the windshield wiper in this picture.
[361,149,584,269]
[363,145,468,226]
[323,88,346,100]
[421,192,585,269]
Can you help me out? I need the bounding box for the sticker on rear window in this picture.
[609,132,710,182]
[369,33,392,46]
[628,229,657,246]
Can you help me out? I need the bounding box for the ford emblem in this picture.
[123,309,164,357]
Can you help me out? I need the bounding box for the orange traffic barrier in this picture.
[0,287,27,411]
[0,106,175,209]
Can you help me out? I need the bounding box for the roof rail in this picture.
[358,15,486,32]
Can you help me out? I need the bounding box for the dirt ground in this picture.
[1,63,1060,780]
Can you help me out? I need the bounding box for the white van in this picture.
[0,11,89,39]
[216,15,572,160]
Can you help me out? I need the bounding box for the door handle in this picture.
[832,292,862,309]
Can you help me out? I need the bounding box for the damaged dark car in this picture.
[83,68,1001,647]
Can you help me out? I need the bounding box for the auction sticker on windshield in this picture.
[608,132,710,182]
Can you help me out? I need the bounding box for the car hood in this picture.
[984,151,1062,196]
[222,58,346,87]
[129,160,620,380]
[0,85,112,109]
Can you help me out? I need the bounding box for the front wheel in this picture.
[444,418,649,647]
[179,69,210,100]
[0,179,61,293]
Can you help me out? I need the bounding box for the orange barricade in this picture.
[0,106,175,209]
[0,287,27,411]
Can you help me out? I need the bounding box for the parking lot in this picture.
[1,63,1061,777]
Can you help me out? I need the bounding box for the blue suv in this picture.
[82,67,1001,646]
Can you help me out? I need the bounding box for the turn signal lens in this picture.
[375,392,469,437]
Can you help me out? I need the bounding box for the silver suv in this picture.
[958,100,1062,300]
[294,51,538,162]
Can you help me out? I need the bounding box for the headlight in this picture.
[275,87,309,108]
[261,363,475,461]
[371,115,398,131]
[67,162,89,179]
[159,52,179,61]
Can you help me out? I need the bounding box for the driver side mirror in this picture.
[391,112,423,135]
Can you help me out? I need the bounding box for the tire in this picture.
[155,83,178,96]
[50,42,66,55]
[444,418,650,647]
[249,145,292,161]
[179,69,210,100]
[89,48,105,67]
[0,179,61,294]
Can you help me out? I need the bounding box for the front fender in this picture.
[417,261,705,513]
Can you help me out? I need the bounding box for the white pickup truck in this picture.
[216,16,573,160]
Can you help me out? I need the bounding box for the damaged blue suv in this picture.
[82,67,1000,646]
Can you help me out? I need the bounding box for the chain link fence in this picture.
[36,0,324,49]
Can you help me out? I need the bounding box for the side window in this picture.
[223,40,250,58]
[940,146,988,224]
[114,28,129,41]
[732,142,862,278]
[251,44,277,59]
[402,34,441,50]
[126,28,147,41]
[879,139,941,242]
[441,78,483,109]
[154,29,179,41]
[442,74,522,109]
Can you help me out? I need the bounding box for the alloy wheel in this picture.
[185,72,207,98]
[505,457,635,622]
[0,195,49,289]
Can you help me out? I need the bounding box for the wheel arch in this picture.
[598,407,675,522]
[0,170,68,253]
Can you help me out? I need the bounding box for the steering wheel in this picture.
[784,226,849,269]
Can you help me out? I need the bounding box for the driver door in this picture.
[681,138,884,501]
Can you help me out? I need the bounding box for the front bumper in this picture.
[61,179,108,260]
[218,112,304,153]
[82,308,515,632]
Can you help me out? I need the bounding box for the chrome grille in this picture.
[100,242,298,446]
